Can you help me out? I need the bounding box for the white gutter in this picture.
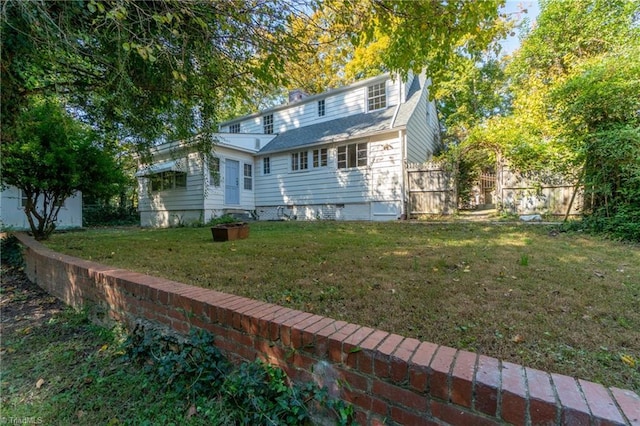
[400,129,408,219]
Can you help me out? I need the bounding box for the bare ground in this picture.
[0,266,65,337]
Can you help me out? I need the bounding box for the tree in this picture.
[489,0,640,174]
[550,47,640,240]
[325,0,510,87]
[283,5,353,95]
[282,0,511,96]
[1,0,301,151]
[1,100,126,240]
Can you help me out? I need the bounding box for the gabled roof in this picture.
[393,74,423,127]
[257,75,424,155]
[258,107,397,154]
[220,73,392,127]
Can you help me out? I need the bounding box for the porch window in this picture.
[291,151,308,171]
[313,148,328,167]
[263,157,271,175]
[263,114,273,134]
[209,157,220,187]
[367,82,386,111]
[150,171,187,191]
[337,143,367,169]
[244,164,252,190]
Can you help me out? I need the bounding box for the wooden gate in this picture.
[406,162,456,216]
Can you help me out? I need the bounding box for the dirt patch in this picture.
[0,266,65,336]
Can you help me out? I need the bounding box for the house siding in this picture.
[254,132,403,221]
[139,72,439,227]
[138,153,205,227]
[406,77,440,163]
[224,77,400,135]
[0,186,83,230]
[203,146,256,222]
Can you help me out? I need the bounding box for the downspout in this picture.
[390,74,404,129]
[390,103,401,129]
[400,129,408,220]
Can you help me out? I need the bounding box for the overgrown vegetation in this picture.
[83,204,139,227]
[0,275,353,425]
[124,327,353,425]
[206,214,241,227]
[44,222,640,392]
[0,235,23,268]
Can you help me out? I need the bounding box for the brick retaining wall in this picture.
[14,233,640,425]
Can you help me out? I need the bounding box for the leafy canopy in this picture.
[1,0,301,151]
[1,100,126,239]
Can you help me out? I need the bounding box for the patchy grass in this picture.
[0,267,351,425]
[45,221,640,392]
[0,271,190,424]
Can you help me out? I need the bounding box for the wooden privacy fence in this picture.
[497,165,583,216]
[406,162,456,216]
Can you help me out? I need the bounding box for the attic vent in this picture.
[288,89,308,103]
[254,138,261,150]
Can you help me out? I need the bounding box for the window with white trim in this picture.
[263,114,273,134]
[291,151,308,171]
[318,99,325,117]
[367,82,386,111]
[229,123,240,133]
[209,157,220,187]
[313,148,328,168]
[243,164,252,190]
[263,157,271,175]
[337,143,367,169]
[150,171,187,191]
[20,189,28,208]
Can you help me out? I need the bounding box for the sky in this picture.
[500,0,541,54]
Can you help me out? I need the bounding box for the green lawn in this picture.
[45,221,640,392]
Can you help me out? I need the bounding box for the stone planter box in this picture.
[211,222,249,242]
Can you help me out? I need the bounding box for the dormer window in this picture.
[318,99,325,117]
[263,114,273,134]
[367,82,386,111]
[229,123,240,133]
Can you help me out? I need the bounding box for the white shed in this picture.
[0,186,83,230]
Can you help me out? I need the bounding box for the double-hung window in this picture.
[318,99,325,117]
[244,164,253,191]
[313,148,328,168]
[244,164,253,190]
[209,157,220,187]
[291,151,308,171]
[367,82,386,111]
[20,189,28,208]
[263,114,273,134]
[337,143,367,169]
[263,157,271,175]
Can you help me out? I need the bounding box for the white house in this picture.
[0,186,83,230]
[136,72,441,227]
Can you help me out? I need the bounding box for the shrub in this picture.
[207,214,239,226]
[123,327,354,425]
[1,235,23,268]
[83,204,139,227]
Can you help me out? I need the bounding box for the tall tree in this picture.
[1,0,301,151]
[284,5,352,94]
[550,46,640,239]
[483,0,640,174]
[325,0,509,87]
[1,100,127,240]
